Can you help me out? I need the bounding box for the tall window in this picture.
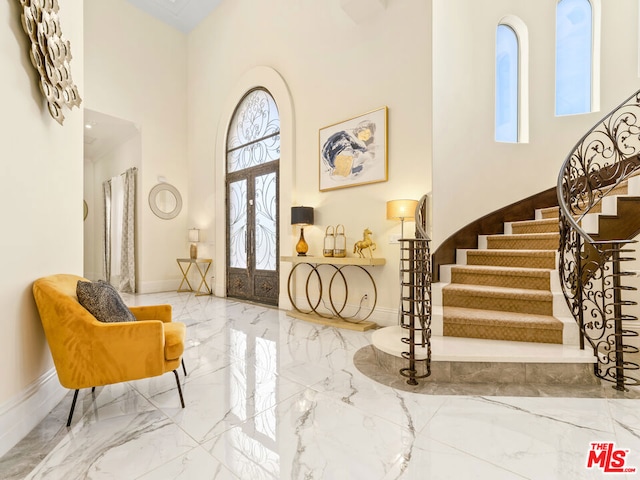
[556,0,593,115]
[495,24,519,143]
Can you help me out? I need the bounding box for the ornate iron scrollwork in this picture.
[558,90,640,391]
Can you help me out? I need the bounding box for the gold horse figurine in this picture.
[354,228,376,258]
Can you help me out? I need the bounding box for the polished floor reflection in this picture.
[2,292,640,479]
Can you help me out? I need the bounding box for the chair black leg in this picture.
[173,370,185,408]
[182,359,187,377]
[92,386,96,393]
[67,389,79,427]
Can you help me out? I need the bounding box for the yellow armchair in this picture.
[32,274,187,426]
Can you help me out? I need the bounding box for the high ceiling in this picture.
[84,1,222,161]
[125,0,223,33]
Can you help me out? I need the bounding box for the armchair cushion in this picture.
[76,280,136,323]
[163,322,186,361]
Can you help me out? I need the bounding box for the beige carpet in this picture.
[443,209,563,344]
[442,177,635,345]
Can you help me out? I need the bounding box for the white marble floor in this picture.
[3,292,640,479]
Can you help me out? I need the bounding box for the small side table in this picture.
[176,258,213,295]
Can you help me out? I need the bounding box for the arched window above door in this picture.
[226,88,281,173]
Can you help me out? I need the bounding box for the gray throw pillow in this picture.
[76,280,136,323]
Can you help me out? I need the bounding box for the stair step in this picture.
[443,306,562,344]
[450,265,551,291]
[487,232,559,250]
[511,218,559,234]
[466,249,556,269]
[574,199,603,215]
[443,284,553,315]
[540,206,559,219]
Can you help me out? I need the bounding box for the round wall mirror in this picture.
[149,183,182,220]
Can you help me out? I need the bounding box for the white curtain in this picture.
[102,179,111,283]
[120,168,136,293]
[110,175,124,281]
[103,167,137,292]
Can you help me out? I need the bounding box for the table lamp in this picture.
[188,228,199,259]
[291,206,314,256]
[386,199,418,239]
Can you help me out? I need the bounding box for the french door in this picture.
[225,87,280,306]
[226,162,279,305]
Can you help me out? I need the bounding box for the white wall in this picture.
[188,0,433,324]
[84,0,189,293]
[0,0,84,455]
[432,0,640,248]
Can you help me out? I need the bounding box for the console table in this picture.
[176,258,212,295]
[281,255,385,331]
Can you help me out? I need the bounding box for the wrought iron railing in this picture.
[399,195,432,385]
[558,89,640,391]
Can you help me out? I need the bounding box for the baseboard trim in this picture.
[138,279,181,294]
[0,368,66,458]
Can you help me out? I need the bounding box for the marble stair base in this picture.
[365,326,601,396]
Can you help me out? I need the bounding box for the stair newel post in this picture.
[408,240,417,385]
[398,194,432,385]
[611,242,627,391]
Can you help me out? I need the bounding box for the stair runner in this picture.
[443,205,564,344]
[442,178,636,344]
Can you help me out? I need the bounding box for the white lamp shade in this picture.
[188,228,200,243]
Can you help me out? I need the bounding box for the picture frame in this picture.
[319,106,388,192]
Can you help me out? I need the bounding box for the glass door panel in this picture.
[228,179,247,269]
[255,172,277,272]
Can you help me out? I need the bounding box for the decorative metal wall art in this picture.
[319,107,388,191]
[19,0,82,125]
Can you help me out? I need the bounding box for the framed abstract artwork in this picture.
[319,106,388,192]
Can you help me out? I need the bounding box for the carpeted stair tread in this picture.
[444,283,553,301]
[466,249,556,269]
[487,232,560,250]
[450,264,551,290]
[443,306,563,344]
[511,218,559,234]
[443,284,553,315]
[443,306,562,329]
[540,206,560,219]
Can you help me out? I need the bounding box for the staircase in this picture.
[370,183,640,388]
[369,90,640,391]
[438,175,640,347]
[438,205,573,347]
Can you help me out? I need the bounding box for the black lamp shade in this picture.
[291,206,314,226]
